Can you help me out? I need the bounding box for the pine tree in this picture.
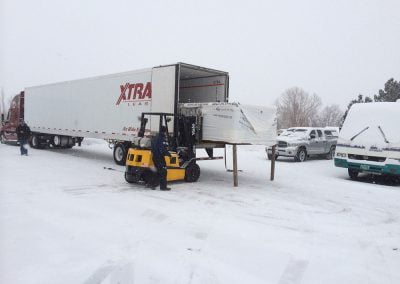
[341,78,399,126]
[373,78,400,102]
[341,94,372,125]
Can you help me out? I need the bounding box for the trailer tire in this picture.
[0,133,5,144]
[30,134,40,149]
[113,143,127,165]
[52,135,61,147]
[185,163,200,182]
[30,134,47,149]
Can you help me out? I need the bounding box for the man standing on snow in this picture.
[151,126,172,191]
[16,119,31,156]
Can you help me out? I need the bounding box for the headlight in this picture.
[336,152,347,158]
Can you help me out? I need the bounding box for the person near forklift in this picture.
[151,126,172,190]
[16,119,31,156]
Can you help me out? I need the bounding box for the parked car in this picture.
[266,127,338,162]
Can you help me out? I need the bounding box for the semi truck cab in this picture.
[0,92,24,144]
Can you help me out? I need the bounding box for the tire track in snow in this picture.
[278,259,308,284]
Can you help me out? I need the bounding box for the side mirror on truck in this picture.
[310,133,316,139]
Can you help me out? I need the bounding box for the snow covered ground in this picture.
[0,140,399,284]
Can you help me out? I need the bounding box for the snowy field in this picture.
[1,140,399,284]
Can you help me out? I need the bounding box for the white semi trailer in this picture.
[17,63,229,164]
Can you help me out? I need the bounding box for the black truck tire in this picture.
[30,134,44,149]
[51,135,61,147]
[348,169,359,180]
[326,145,336,160]
[295,147,307,162]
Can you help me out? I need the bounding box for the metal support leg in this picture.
[233,144,238,187]
[270,145,276,181]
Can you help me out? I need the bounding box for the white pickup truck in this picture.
[267,127,338,162]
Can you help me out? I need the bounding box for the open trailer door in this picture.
[150,65,177,133]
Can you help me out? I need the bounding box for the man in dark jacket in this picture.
[151,126,172,190]
[16,119,31,156]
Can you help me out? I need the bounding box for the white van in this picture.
[334,101,400,179]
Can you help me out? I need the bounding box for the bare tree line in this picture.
[1,88,15,119]
[276,87,343,129]
[1,88,6,119]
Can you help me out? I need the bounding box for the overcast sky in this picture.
[1,0,399,109]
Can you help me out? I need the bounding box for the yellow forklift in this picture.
[124,112,202,187]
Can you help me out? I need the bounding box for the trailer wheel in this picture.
[348,169,359,180]
[0,133,5,144]
[52,135,61,147]
[185,163,200,182]
[113,143,127,165]
[30,134,41,149]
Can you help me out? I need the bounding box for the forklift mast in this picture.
[137,112,197,160]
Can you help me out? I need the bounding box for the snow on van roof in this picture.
[339,102,400,148]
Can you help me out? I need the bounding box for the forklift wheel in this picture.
[143,170,160,187]
[185,163,200,182]
[125,172,139,184]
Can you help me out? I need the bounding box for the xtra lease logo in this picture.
[116,82,152,105]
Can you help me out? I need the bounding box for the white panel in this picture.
[25,69,154,141]
[180,103,277,145]
[150,66,176,132]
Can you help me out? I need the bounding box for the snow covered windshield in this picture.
[339,102,400,147]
